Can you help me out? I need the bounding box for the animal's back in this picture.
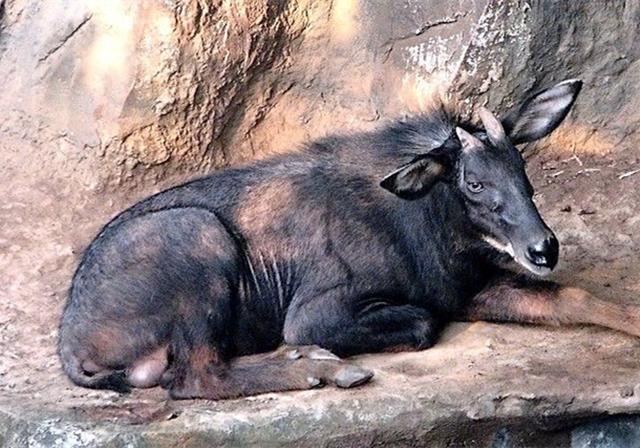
[105,107,456,230]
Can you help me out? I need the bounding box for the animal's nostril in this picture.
[526,236,559,269]
[527,244,545,260]
[548,235,559,254]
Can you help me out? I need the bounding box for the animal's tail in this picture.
[58,343,130,393]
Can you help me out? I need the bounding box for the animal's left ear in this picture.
[502,79,582,145]
[380,155,447,200]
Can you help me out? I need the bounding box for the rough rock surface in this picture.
[1,0,640,446]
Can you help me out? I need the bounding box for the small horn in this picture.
[455,127,483,153]
[478,107,507,146]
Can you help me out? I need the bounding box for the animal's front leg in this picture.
[460,274,640,338]
[284,289,443,357]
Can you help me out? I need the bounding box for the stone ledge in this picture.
[3,323,640,447]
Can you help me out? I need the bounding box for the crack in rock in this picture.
[379,12,468,64]
[381,12,468,50]
[38,14,92,63]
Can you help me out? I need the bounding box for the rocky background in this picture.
[3,0,639,191]
[1,0,640,446]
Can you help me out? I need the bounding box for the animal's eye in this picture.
[467,181,484,193]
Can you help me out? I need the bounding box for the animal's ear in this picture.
[502,79,582,145]
[380,155,446,200]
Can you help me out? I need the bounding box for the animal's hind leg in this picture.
[162,244,373,399]
[460,274,640,337]
[60,205,248,395]
[126,346,169,388]
[168,345,373,400]
[162,251,239,399]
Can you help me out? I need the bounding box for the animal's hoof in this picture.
[307,376,325,388]
[307,348,341,361]
[168,387,193,400]
[334,365,374,388]
[283,345,341,361]
[286,349,303,360]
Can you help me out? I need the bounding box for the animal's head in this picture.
[381,79,582,275]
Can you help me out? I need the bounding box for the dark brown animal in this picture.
[58,79,640,400]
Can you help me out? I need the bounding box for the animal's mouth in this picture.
[514,254,553,277]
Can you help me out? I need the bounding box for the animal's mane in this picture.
[377,106,457,155]
[305,101,467,160]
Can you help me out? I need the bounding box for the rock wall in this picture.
[0,0,477,192]
[456,0,640,158]
[0,0,325,191]
[5,0,637,195]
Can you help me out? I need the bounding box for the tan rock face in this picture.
[0,0,523,192]
[3,0,640,194]
[1,0,325,189]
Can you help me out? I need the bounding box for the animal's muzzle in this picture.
[525,234,559,270]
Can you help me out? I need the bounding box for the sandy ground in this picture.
[0,134,639,436]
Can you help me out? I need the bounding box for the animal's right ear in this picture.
[502,79,582,145]
[380,155,446,200]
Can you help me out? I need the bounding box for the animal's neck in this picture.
[401,182,481,268]
[397,183,493,308]
[415,182,473,244]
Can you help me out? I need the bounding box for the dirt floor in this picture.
[1,134,639,445]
